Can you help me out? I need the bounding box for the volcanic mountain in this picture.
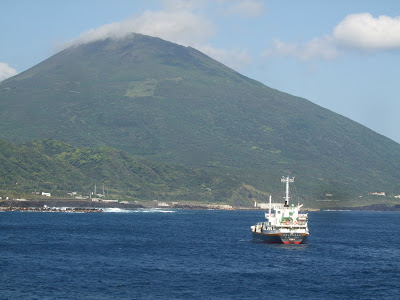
[1,33,400,199]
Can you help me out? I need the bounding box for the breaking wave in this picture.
[102,208,176,213]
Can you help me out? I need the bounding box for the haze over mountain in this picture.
[1,33,400,201]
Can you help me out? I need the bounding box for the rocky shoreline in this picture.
[0,199,235,212]
[326,204,400,212]
[0,199,140,213]
[1,206,103,213]
[1,199,399,212]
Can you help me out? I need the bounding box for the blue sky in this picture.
[1,0,400,142]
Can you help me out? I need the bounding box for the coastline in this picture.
[0,206,103,213]
[0,198,296,212]
[1,199,399,212]
[0,199,142,213]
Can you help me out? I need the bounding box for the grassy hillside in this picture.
[0,139,86,192]
[1,138,268,205]
[1,33,400,200]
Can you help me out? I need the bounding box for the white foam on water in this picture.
[102,208,176,213]
[139,208,176,213]
[102,208,134,213]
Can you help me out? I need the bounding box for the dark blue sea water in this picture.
[1,209,399,299]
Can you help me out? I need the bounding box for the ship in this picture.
[251,176,309,244]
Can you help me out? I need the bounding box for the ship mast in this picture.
[269,195,272,216]
[281,176,294,207]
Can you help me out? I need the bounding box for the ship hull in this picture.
[252,232,308,244]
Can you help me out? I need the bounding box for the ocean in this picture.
[1,209,399,299]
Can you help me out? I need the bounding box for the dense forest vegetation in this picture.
[0,138,273,205]
[1,138,399,208]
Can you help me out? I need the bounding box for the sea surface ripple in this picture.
[1,210,399,299]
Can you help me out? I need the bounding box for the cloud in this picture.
[64,9,215,48]
[0,62,18,82]
[333,13,400,50]
[160,0,200,11]
[60,4,253,71]
[263,36,339,61]
[64,1,266,50]
[264,13,400,60]
[197,45,252,70]
[225,0,265,18]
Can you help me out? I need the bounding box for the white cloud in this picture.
[60,5,253,71]
[0,62,18,82]
[225,0,265,18]
[64,0,266,51]
[263,36,339,61]
[264,13,400,61]
[197,45,252,70]
[333,13,400,50]
[160,0,200,11]
[65,9,215,48]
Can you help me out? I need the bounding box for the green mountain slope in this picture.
[1,33,400,199]
[0,139,86,192]
[1,138,257,203]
